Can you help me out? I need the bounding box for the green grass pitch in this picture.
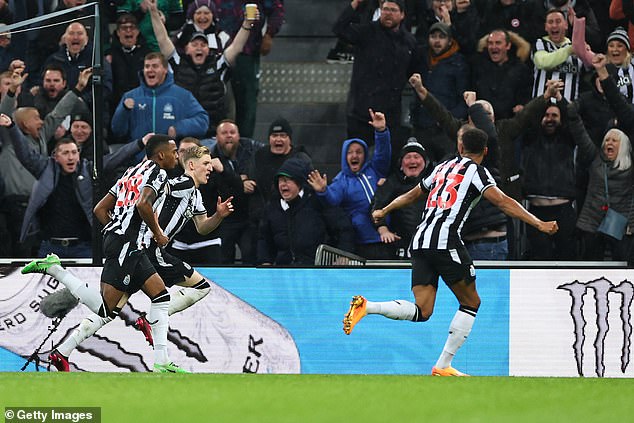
[1,373,633,423]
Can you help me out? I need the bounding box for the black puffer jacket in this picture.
[520,105,578,200]
[258,191,355,265]
[171,53,227,130]
[333,4,419,127]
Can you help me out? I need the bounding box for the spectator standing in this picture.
[371,139,431,259]
[110,51,209,162]
[258,157,355,265]
[148,0,255,135]
[532,8,585,101]
[174,0,230,56]
[610,0,634,50]
[416,0,481,56]
[519,99,579,260]
[470,29,533,120]
[410,22,468,162]
[1,115,147,258]
[210,120,263,264]
[308,110,392,259]
[32,64,86,122]
[243,117,310,264]
[573,121,634,262]
[539,0,603,52]
[42,21,113,109]
[333,0,418,151]
[605,27,634,103]
[107,14,151,119]
[0,25,19,72]
[215,0,285,138]
[117,0,184,52]
[26,0,95,87]
[0,67,92,257]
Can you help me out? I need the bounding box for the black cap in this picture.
[70,113,92,126]
[116,13,138,27]
[269,117,292,137]
[275,157,311,184]
[429,22,452,38]
[190,31,209,44]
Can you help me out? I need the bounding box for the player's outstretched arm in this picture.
[372,185,425,222]
[193,196,234,235]
[483,186,558,235]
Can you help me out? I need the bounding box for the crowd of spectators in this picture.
[1,0,634,265]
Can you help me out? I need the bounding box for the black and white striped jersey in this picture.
[103,160,169,249]
[532,37,583,101]
[615,62,634,103]
[141,174,207,247]
[411,156,496,250]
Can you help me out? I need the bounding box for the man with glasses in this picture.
[109,14,151,120]
[333,0,420,158]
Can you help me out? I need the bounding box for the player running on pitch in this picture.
[32,145,234,372]
[22,133,185,372]
[343,126,558,376]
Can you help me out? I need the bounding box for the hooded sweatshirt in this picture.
[316,129,392,244]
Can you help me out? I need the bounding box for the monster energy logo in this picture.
[558,277,633,377]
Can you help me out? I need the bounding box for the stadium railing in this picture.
[314,244,367,266]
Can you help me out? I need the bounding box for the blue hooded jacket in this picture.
[111,71,209,144]
[316,129,392,244]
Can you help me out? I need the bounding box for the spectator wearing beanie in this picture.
[257,157,354,265]
[235,117,310,264]
[610,0,634,55]
[372,139,431,259]
[605,27,634,104]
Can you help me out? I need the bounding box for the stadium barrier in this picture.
[1,264,633,377]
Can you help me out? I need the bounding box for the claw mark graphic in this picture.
[558,280,588,376]
[558,277,634,377]
[611,281,633,373]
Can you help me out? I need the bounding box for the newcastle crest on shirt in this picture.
[163,103,175,120]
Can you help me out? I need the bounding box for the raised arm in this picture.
[0,115,48,177]
[146,0,175,58]
[223,7,260,67]
[192,196,234,235]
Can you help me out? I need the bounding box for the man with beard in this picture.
[410,22,468,163]
[519,97,580,260]
[208,120,263,264]
[32,65,79,120]
[334,0,419,155]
